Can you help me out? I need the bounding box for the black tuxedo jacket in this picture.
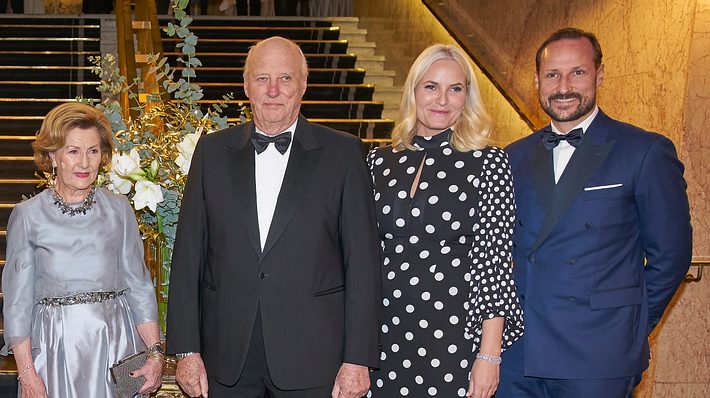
[166,116,382,389]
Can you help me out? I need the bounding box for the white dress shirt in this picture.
[550,106,599,183]
[254,119,298,249]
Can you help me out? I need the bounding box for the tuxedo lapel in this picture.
[531,120,614,251]
[261,117,322,259]
[226,123,261,256]
[528,134,555,209]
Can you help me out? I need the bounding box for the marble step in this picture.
[0,136,34,156]
[346,41,376,57]
[328,17,360,31]
[0,204,12,230]
[163,52,358,69]
[198,83,376,101]
[158,18,332,28]
[0,98,384,119]
[354,54,387,72]
[0,66,98,82]
[0,81,101,99]
[0,180,40,203]
[207,100,385,120]
[0,50,100,67]
[168,25,341,40]
[0,37,100,51]
[363,70,395,87]
[165,67,367,84]
[0,116,43,135]
[373,85,404,105]
[0,157,36,179]
[162,38,349,54]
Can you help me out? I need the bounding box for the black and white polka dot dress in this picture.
[366,129,524,397]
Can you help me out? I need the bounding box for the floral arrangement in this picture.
[78,0,247,328]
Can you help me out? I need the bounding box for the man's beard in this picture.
[540,92,596,123]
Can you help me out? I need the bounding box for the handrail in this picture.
[685,257,709,283]
[115,0,165,119]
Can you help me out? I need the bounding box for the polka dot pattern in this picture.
[366,132,524,397]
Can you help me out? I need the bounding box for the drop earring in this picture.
[51,164,57,187]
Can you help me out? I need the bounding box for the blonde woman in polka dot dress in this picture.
[366,44,524,398]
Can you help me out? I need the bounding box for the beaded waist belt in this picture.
[38,290,124,307]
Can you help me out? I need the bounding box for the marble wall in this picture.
[354,0,709,396]
[353,0,532,146]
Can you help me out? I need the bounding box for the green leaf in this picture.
[176,26,189,38]
[185,33,198,46]
[188,57,202,67]
[165,23,175,36]
[181,68,196,78]
[180,16,193,27]
[182,44,195,55]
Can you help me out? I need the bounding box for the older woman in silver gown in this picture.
[2,102,163,397]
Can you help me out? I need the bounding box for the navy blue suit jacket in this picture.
[503,110,692,379]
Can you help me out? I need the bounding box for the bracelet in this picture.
[16,363,34,381]
[175,352,197,361]
[146,342,166,362]
[475,353,502,365]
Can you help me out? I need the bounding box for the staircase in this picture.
[0,15,103,393]
[156,16,398,150]
[0,13,401,393]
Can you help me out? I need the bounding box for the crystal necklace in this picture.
[50,186,97,216]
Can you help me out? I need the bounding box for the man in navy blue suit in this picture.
[499,28,692,397]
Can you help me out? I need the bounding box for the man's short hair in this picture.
[535,27,603,73]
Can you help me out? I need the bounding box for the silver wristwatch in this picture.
[147,343,165,356]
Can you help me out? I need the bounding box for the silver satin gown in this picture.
[1,188,158,397]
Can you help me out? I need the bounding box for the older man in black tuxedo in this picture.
[167,36,382,398]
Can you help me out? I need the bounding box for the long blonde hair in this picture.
[391,44,493,152]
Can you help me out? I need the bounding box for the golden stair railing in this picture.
[115,0,165,119]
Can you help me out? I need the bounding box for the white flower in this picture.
[112,148,144,179]
[133,180,164,212]
[175,132,201,175]
[108,171,133,194]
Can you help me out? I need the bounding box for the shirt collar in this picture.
[254,119,299,138]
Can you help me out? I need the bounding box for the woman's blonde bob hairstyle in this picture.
[33,102,114,172]
[391,44,493,152]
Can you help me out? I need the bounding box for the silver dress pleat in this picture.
[31,295,144,397]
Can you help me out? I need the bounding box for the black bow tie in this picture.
[251,131,292,154]
[541,127,583,150]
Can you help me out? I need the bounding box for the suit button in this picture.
[528,255,536,264]
[258,272,268,279]
[585,222,593,229]
[568,297,577,302]
[569,257,577,265]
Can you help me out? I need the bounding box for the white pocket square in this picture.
[584,183,623,191]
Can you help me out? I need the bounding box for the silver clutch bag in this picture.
[110,351,147,398]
